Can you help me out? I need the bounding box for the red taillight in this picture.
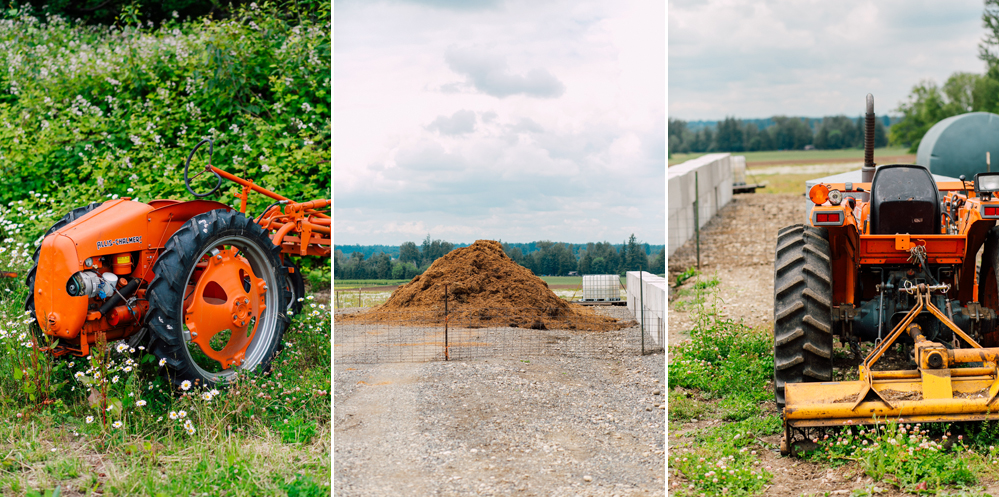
[985,206,998,217]
[816,212,840,223]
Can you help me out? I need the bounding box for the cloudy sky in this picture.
[669,0,990,120]
[334,0,665,246]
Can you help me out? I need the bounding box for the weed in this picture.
[668,389,708,422]
[668,311,772,421]
[675,267,699,287]
[670,415,781,496]
[806,420,995,492]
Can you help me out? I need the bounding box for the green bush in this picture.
[0,1,330,245]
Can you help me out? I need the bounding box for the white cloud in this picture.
[668,0,986,119]
[335,0,665,245]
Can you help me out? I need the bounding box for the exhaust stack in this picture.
[861,93,876,188]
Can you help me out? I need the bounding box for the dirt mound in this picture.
[338,240,627,331]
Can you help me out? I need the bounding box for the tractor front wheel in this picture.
[773,224,833,411]
[146,209,290,388]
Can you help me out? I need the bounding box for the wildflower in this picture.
[181,380,192,390]
[85,416,94,424]
[202,392,213,401]
[112,375,120,383]
[158,358,167,367]
[136,400,147,407]
[112,421,123,429]
[178,410,187,418]
[169,411,178,420]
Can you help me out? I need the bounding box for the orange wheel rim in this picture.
[184,247,267,369]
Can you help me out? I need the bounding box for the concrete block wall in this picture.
[667,153,733,256]
[626,271,665,346]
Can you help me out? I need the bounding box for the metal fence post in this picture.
[695,171,701,269]
[640,270,645,356]
[444,284,449,361]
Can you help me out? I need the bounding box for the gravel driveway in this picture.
[334,309,665,496]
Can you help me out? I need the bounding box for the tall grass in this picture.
[0,198,330,494]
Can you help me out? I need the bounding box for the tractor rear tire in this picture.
[24,202,104,341]
[979,226,998,347]
[146,209,290,388]
[773,224,833,410]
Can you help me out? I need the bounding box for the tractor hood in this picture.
[35,199,153,338]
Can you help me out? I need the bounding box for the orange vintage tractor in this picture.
[26,139,330,387]
[773,95,998,454]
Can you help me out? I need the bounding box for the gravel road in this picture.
[335,308,665,496]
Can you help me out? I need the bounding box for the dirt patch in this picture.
[339,240,627,332]
[881,389,923,402]
[955,387,991,399]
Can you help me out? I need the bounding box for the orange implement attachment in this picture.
[783,284,999,435]
[216,166,331,257]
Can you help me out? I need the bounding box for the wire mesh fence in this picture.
[637,302,665,356]
[334,306,661,364]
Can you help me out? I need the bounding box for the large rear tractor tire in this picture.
[979,226,998,347]
[25,202,104,341]
[773,224,833,410]
[146,209,290,388]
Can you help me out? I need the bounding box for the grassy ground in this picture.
[757,173,822,195]
[668,147,912,166]
[0,198,331,496]
[668,279,999,496]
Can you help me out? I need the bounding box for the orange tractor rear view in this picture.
[27,139,330,387]
[774,95,998,454]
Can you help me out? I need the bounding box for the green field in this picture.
[333,279,411,289]
[668,146,913,166]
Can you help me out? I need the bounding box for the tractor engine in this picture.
[850,267,996,344]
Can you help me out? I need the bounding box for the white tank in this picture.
[582,274,620,301]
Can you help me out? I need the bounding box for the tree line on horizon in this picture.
[333,234,666,280]
[668,114,889,155]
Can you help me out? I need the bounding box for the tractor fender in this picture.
[145,200,233,250]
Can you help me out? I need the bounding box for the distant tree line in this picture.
[668,114,889,154]
[333,234,666,280]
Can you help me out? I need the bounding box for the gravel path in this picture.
[335,309,665,496]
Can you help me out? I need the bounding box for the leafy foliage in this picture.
[0,2,330,229]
